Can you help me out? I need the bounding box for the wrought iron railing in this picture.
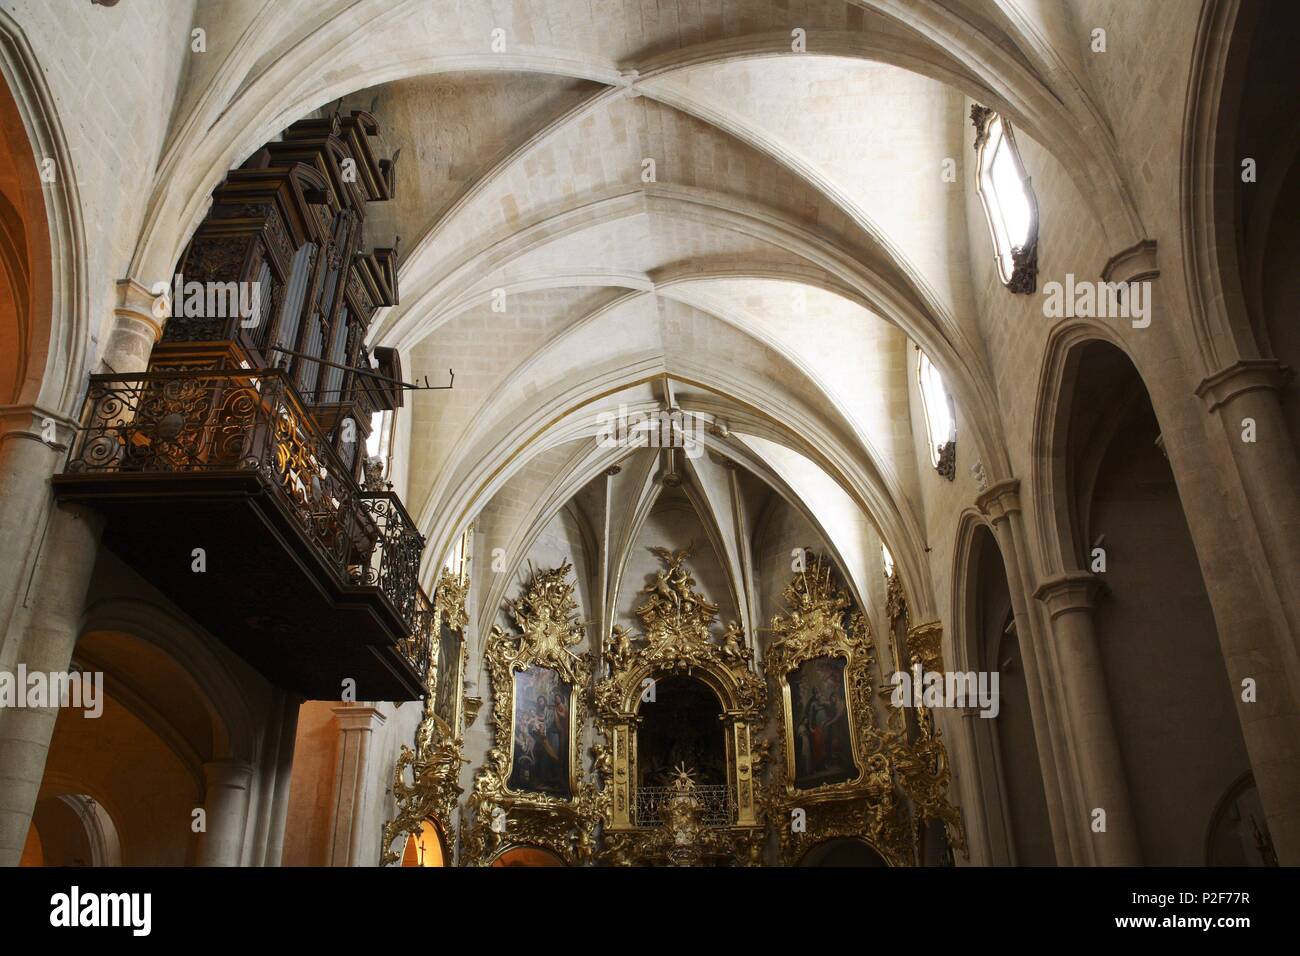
[62,368,430,670]
[634,785,734,828]
[403,586,438,684]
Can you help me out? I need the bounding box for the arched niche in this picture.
[22,794,121,867]
[400,819,449,868]
[1206,773,1277,867]
[797,837,890,868]
[635,675,728,797]
[595,549,767,864]
[966,523,1053,866]
[489,845,567,867]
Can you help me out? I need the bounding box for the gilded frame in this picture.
[463,562,596,866]
[592,546,769,865]
[498,659,582,801]
[776,651,866,797]
[379,569,470,866]
[432,570,468,738]
[764,555,914,866]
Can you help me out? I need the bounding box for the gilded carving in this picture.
[892,620,969,861]
[380,570,471,865]
[593,545,767,865]
[462,563,596,866]
[765,554,914,866]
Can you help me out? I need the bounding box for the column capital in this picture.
[1195,358,1293,412]
[202,758,254,788]
[0,402,78,450]
[1101,238,1159,284]
[331,703,387,733]
[101,278,165,373]
[975,478,1021,522]
[1033,571,1102,618]
[114,277,166,328]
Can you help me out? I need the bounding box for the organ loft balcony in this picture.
[52,109,432,700]
[52,367,429,701]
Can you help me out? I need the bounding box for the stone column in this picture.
[197,759,254,866]
[328,704,386,866]
[956,704,1015,866]
[262,692,301,866]
[1034,571,1142,865]
[100,279,164,374]
[1193,360,1300,863]
[247,690,301,866]
[0,501,102,865]
[976,480,1081,865]
[1196,360,1300,636]
[0,406,78,649]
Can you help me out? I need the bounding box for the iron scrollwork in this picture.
[61,367,428,673]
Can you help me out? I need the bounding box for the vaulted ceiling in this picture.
[120,1,1147,623]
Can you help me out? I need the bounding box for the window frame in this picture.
[971,106,1039,293]
[916,349,957,479]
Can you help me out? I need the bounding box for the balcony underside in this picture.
[54,471,424,701]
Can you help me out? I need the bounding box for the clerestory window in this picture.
[971,106,1038,292]
[917,350,956,480]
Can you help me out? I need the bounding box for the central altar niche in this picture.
[594,546,768,866]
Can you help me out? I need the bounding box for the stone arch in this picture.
[384,188,1011,483]
[127,7,1144,293]
[951,512,1054,866]
[422,357,934,626]
[1180,0,1273,371]
[1050,337,1252,864]
[78,596,260,764]
[796,835,891,867]
[1029,320,1139,576]
[0,11,91,416]
[21,793,122,867]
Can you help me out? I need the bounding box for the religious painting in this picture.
[788,655,858,789]
[433,622,462,729]
[506,665,574,799]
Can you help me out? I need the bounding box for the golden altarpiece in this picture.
[382,553,968,866]
[380,570,471,865]
[462,563,599,866]
[593,547,770,866]
[761,554,962,866]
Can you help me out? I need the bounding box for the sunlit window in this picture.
[444,527,472,581]
[972,108,1038,290]
[881,543,895,578]
[917,350,956,475]
[367,409,393,462]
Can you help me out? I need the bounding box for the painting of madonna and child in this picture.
[507,665,573,799]
[789,656,858,789]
